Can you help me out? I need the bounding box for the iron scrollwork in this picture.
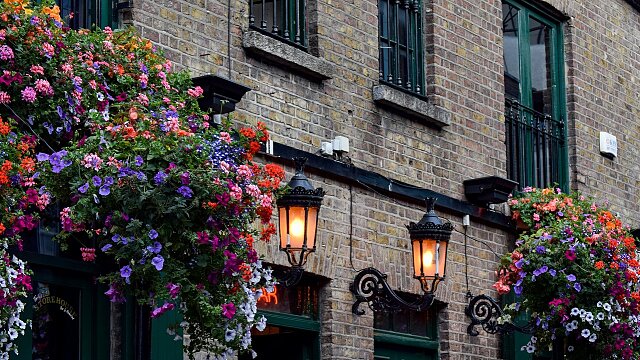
[280,266,305,287]
[350,267,434,315]
[465,294,535,336]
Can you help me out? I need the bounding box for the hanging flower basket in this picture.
[495,187,640,359]
[0,1,285,358]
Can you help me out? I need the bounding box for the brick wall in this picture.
[125,0,640,359]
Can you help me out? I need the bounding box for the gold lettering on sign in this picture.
[34,296,78,320]
[257,286,278,305]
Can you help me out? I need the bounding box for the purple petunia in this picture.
[120,265,132,283]
[39,150,72,173]
[221,302,236,319]
[153,171,168,185]
[567,274,576,282]
[135,155,144,166]
[574,282,582,292]
[535,245,546,254]
[101,244,112,252]
[177,186,193,198]
[78,182,89,194]
[104,176,114,186]
[146,241,162,254]
[149,229,158,239]
[36,153,50,162]
[105,284,125,303]
[180,172,190,185]
[151,255,164,271]
[99,185,111,196]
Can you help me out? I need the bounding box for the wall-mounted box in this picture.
[599,132,618,159]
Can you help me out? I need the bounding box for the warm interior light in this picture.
[413,239,445,279]
[290,218,305,238]
[423,250,434,267]
[287,207,306,249]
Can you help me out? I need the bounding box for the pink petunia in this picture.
[0,45,14,60]
[0,91,11,104]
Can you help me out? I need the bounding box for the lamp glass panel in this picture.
[413,238,434,278]
[287,206,307,249]
[278,206,288,249]
[412,238,446,278]
[437,240,447,277]
[305,207,318,249]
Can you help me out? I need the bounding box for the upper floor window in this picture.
[379,0,424,95]
[503,0,567,190]
[58,0,116,29]
[249,0,307,48]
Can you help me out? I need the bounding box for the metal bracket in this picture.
[350,267,434,315]
[465,294,535,336]
[280,266,305,287]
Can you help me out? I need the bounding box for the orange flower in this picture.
[0,122,9,136]
[624,237,636,251]
[42,5,61,21]
[595,261,605,270]
[121,126,138,139]
[1,160,12,172]
[20,157,35,173]
[245,234,254,248]
[16,142,29,153]
[611,262,620,270]
[0,222,5,235]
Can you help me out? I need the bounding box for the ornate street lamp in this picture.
[277,157,325,286]
[351,198,453,314]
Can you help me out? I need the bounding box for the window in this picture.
[239,275,322,360]
[57,0,116,29]
[378,0,424,95]
[249,0,306,48]
[373,303,438,360]
[503,0,567,190]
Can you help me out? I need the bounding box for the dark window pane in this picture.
[378,0,423,94]
[32,283,81,359]
[380,0,388,37]
[503,3,520,100]
[250,0,306,45]
[529,17,553,115]
[373,306,435,337]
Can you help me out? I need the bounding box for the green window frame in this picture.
[56,0,117,29]
[249,0,307,48]
[503,0,568,190]
[373,306,439,360]
[239,310,320,360]
[379,0,425,95]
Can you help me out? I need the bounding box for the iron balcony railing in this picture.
[249,0,306,48]
[505,99,565,189]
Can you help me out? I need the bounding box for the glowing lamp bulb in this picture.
[290,218,305,238]
[423,251,434,266]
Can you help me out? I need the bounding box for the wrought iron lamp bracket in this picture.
[280,266,305,287]
[465,294,535,336]
[350,267,434,315]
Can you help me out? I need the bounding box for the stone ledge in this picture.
[242,30,333,81]
[372,85,451,128]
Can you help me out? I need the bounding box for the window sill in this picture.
[242,30,333,81]
[372,85,451,128]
